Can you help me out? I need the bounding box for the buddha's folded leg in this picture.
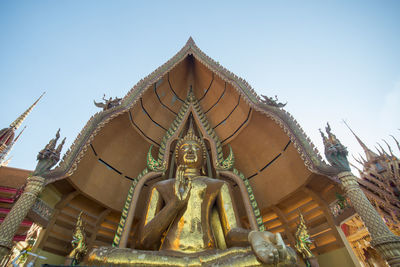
[87,247,198,266]
[86,246,297,267]
[199,247,298,267]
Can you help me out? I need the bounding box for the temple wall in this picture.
[40,185,62,208]
[32,248,65,267]
[317,247,358,267]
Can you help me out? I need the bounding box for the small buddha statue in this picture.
[87,125,297,266]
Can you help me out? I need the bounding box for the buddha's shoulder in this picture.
[154,179,175,188]
[153,177,227,187]
[196,176,227,185]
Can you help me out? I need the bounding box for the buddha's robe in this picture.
[86,177,297,266]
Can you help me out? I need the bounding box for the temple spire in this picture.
[0,93,43,165]
[13,125,26,143]
[343,120,378,162]
[10,92,45,130]
[0,126,27,166]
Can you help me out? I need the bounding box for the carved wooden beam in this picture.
[55,191,80,209]
[87,208,111,250]
[38,191,79,249]
[303,187,344,246]
[43,241,70,255]
[271,205,296,247]
[309,222,330,237]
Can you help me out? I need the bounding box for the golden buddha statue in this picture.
[87,125,297,266]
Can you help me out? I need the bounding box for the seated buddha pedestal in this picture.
[87,130,297,266]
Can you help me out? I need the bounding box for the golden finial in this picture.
[186,115,196,138]
[186,86,196,103]
[10,92,45,130]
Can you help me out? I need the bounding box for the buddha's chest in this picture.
[190,178,208,198]
[181,179,208,220]
[162,178,220,252]
[175,179,214,251]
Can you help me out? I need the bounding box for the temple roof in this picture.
[34,38,347,255]
[47,37,340,213]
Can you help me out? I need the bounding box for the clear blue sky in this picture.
[1,1,399,171]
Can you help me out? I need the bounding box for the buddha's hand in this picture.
[174,165,191,204]
[249,231,297,266]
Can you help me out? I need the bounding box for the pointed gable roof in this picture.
[45,38,338,185]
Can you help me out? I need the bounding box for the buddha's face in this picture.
[176,140,204,169]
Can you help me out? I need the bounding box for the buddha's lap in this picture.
[86,246,270,266]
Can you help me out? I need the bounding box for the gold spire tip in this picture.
[10,93,44,130]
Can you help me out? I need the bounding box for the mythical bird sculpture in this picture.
[261,94,287,108]
[67,211,87,266]
[94,94,122,110]
[295,213,315,267]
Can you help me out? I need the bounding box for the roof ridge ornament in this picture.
[94,94,122,111]
[186,36,196,47]
[260,94,287,108]
[187,85,196,103]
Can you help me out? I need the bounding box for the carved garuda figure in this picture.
[261,94,287,108]
[67,211,87,266]
[295,213,314,267]
[88,122,297,266]
[93,94,122,110]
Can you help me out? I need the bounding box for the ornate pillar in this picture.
[320,123,400,266]
[0,130,65,264]
[338,171,400,266]
[0,176,45,259]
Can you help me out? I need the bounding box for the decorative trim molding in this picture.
[31,198,54,222]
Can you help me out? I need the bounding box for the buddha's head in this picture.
[175,126,206,169]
